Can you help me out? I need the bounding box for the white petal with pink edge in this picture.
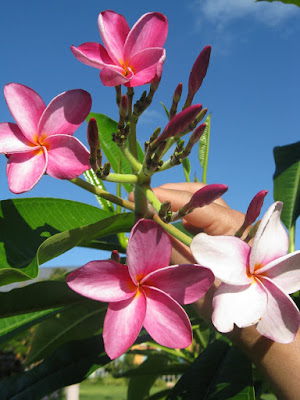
[38,89,91,137]
[143,286,192,349]
[7,148,47,194]
[124,12,168,60]
[98,10,130,65]
[4,83,46,142]
[212,280,268,333]
[142,264,214,305]
[44,135,90,179]
[256,250,300,294]
[250,202,289,273]
[66,260,137,303]
[256,277,300,343]
[71,43,114,70]
[126,219,172,285]
[191,233,252,285]
[103,291,146,359]
[0,123,38,153]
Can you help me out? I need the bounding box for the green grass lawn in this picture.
[80,382,127,400]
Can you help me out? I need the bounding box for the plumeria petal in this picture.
[126,48,166,87]
[7,148,47,193]
[100,66,132,87]
[250,202,289,273]
[256,251,300,294]
[212,280,268,333]
[98,10,130,65]
[71,42,114,69]
[143,286,192,349]
[66,260,137,302]
[38,89,92,137]
[126,219,172,284]
[191,233,252,285]
[143,264,214,304]
[4,83,46,142]
[0,123,38,153]
[124,12,168,60]
[44,134,90,179]
[103,291,146,359]
[257,277,300,343]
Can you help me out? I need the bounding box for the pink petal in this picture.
[38,89,92,137]
[126,48,166,87]
[124,12,168,60]
[143,286,192,349]
[191,233,252,285]
[256,251,300,294]
[7,148,47,193]
[250,202,289,273]
[103,291,146,359]
[257,277,300,343]
[100,66,132,87]
[71,42,114,69]
[4,83,46,142]
[212,280,268,333]
[66,260,137,302]
[143,264,214,304]
[126,219,172,284]
[44,134,90,179]
[98,10,130,65]
[0,123,38,153]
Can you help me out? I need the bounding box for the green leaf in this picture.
[273,141,300,229]
[0,336,110,399]
[37,212,133,265]
[182,158,191,182]
[256,0,300,7]
[0,280,84,318]
[160,101,170,120]
[0,198,112,285]
[168,341,254,400]
[127,354,170,400]
[27,301,106,364]
[199,114,211,184]
[87,113,144,193]
[84,169,115,212]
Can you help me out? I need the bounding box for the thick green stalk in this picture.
[69,177,134,211]
[153,214,192,246]
[118,144,142,172]
[104,172,138,184]
[289,222,296,253]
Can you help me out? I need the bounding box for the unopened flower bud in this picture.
[244,190,268,226]
[188,184,228,209]
[169,83,183,120]
[182,123,206,158]
[152,104,202,148]
[87,118,99,149]
[189,46,211,96]
[119,95,128,119]
[111,250,120,263]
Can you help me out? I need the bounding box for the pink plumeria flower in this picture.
[71,10,168,87]
[0,83,92,194]
[66,219,214,359]
[191,202,300,343]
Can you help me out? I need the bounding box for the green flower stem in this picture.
[117,144,142,172]
[104,172,138,184]
[153,214,192,246]
[139,185,162,213]
[158,159,174,173]
[289,222,296,253]
[69,177,134,211]
[134,184,150,221]
[128,120,138,159]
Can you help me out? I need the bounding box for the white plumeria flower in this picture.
[191,202,300,343]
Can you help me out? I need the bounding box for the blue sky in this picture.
[1,0,299,266]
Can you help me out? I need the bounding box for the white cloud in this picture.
[193,0,297,29]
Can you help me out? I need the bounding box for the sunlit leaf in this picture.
[199,113,211,184]
[84,169,115,212]
[160,101,170,120]
[182,158,191,182]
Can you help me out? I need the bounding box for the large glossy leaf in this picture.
[273,141,300,229]
[84,169,115,212]
[0,336,110,399]
[0,198,112,285]
[27,301,106,364]
[87,113,144,193]
[37,212,133,265]
[256,0,300,7]
[168,341,254,400]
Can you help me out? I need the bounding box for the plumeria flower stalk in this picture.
[67,219,214,359]
[191,201,300,343]
[0,83,91,193]
[71,10,168,87]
